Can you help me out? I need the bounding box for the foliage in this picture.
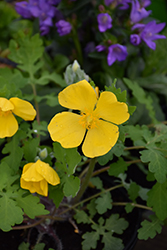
[0,0,167,249]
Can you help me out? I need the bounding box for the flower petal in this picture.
[0,113,18,138]
[82,120,119,158]
[35,159,60,185]
[9,97,36,121]
[58,80,97,112]
[0,97,14,111]
[95,92,130,124]
[21,162,43,182]
[48,112,86,148]
[40,179,48,196]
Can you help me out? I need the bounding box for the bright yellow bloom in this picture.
[48,80,130,158]
[20,159,60,196]
[0,97,36,138]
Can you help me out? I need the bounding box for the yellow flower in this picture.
[0,97,36,138]
[20,159,60,196]
[48,80,130,158]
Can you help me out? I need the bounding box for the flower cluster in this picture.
[96,0,166,65]
[15,0,72,36]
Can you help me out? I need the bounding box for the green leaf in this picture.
[90,177,103,190]
[0,162,19,191]
[105,214,129,234]
[123,78,157,123]
[82,231,100,250]
[2,132,24,173]
[105,79,127,102]
[36,71,66,87]
[63,175,80,197]
[147,181,167,220]
[16,191,49,219]
[33,243,45,250]
[9,34,44,75]
[102,232,124,250]
[140,148,167,183]
[87,199,97,218]
[0,194,23,231]
[128,182,140,201]
[23,137,40,162]
[49,185,64,208]
[138,215,164,240]
[109,157,129,177]
[74,210,91,224]
[18,242,30,250]
[95,192,112,214]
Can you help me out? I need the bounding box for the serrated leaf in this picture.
[0,162,19,191]
[33,243,45,250]
[82,231,100,250]
[9,34,44,75]
[16,192,49,219]
[147,181,167,220]
[105,80,127,102]
[87,199,97,218]
[63,175,80,197]
[138,215,164,240]
[95,192,112,214]
[90,177,103,190]
[49,185,64,208]
[97,148,113,166]
[123,78,157,123]
[105,214,129,234]
[128,182,140,201]
[109,157,129,177]
[140,148,167,183]
[102,232,124,250]
[74,210,91,224]
[125,203,134,213]
[36,71,66,87]
[23,137,40,162]
[0,195,23,231]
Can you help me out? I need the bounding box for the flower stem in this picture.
[72,26,83,66]
[72,157,96,205]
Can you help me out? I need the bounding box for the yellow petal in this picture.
[58,80,97,112]
[9,97,36,121]
[0,113,18,138]
[0,97,14,111]
[95,92,130,125]
[21,162,43,182]
[82,120,119,158]
[35,159,60,185]
[40,179,48,196]
[48,112,86,148]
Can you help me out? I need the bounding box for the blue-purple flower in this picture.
[107,44,128,66]
[131,21,166,50]
[130,34,141,46]
[97,13,112,32]
[130,0,151,23]
[56,20,72,36]
[96,45,106,52]
[15,1,32,19]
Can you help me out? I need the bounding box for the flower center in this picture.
[0,108,12,117]
[79,111,99,130]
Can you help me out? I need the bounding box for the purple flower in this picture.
[97,13,112,32]
[130,34,141,46]
[96,45,106,52]
[140,0,151,8]
[104,0,130,9]
[15,1,32,19]
[28,0,40,17]
[130,0,151,23]
[56,20,72,36]
[107,44,128,66]
[40,25,50,36]
[140,21,166,50]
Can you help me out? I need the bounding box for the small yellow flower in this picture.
[0,97,36,138]
[20,159,60,196]
[48,80,130,158]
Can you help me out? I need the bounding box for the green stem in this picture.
[72,157,96,205]
[72,27,83,66]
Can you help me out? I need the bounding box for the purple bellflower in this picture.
[140,0,151,7]
[15,1,32,19]
[56,20,72,36]
[130,34,141,46]
[130,0,151,23]
[96,45,106,52]
[97,13,112,32]
[107,44,128,66]
[131,21,166,50]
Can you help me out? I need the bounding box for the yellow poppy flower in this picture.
[20,159,60,196]
[48,80,130,158]
[0,97,36,138]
